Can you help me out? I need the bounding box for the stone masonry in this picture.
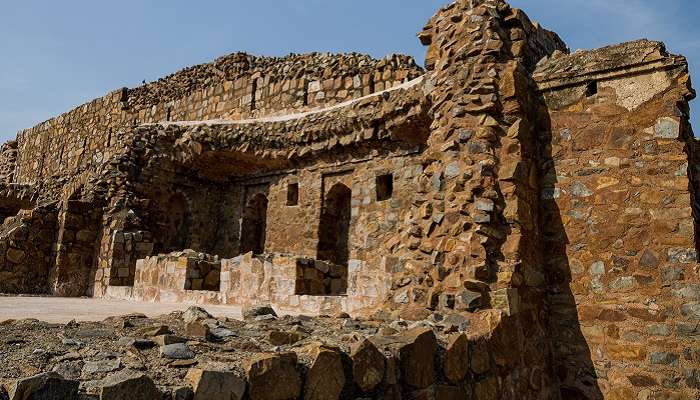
[0,0,698,398]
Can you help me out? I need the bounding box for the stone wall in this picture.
[11,53,423,185]
[0,0,698,398]
[0,205,58,294]
[113,251,391,316]
[535,40,699,399]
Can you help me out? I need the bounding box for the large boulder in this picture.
[185,369,246,400]
[303,345,346,400]
[245,352,301,400]
[99,371,161,400]
[350,338,385,393]
[6,372,79,400]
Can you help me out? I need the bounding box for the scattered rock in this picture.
[208,326,236,341]
[6,372,79,400]
[246,352,301,400]
[182,306,213,324]
[99,371,161,400]
[185,368,246,400]
[52,361,84,380]
[267,330,304,346]
[139,325,171,337]
[153,334,187,346]
[243,306,278,319]
[303,345,346,400]
[160,343,195,360]
[350,338,385,393]
[185,321,210,338]
[83,359,122,375]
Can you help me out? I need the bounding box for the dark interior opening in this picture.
[185,260,221,292]
[294,258,348,296]
[155,192,192,254]
[585,81,598,97]
[376,174,393,201]
[240,193,268,255]
[317,183,351,266]
[287,183,299,206]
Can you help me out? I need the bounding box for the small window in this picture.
[286,183,299,206]
[376,174,393,201]
[585,81,598,97]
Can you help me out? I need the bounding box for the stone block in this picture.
[185,369,246,400]
[7,372,79,400]
[245,352,301,400]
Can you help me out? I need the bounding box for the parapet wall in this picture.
[11,52,423,185]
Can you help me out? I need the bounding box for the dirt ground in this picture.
[0,296,242,323]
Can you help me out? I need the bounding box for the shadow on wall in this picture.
[537,104,604,399]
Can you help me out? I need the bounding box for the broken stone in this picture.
[243,305,278,319]
[182,306,213,324]
[185,369,246,400]
[160,343,195,360]
[303,345,346,400]
[350,338,385,393]
[246,352,301,400]
[153,334,187,346]
[6,372,79,400]
[83,359,122,374]
[99,371,161,400]
[267,330,304,346]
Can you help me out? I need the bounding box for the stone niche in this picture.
[294,258,347,296]
[184,257,221,291]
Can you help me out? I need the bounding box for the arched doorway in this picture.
[317,183,351,266]
[157,192,192,253]
[240,193,268,255]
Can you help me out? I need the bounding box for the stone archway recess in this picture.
[317,182,351,266]
[240,193,269,255]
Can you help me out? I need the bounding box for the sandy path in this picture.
[0,296,242,323]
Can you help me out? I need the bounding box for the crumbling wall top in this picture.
[533,39,690,90]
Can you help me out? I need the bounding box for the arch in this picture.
[317,182,352,266]
[155,191,192,253]
[240,193,268,255]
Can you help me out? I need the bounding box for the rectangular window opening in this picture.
[585,81,598,97]
[376,174,393,201]
[286,183,299,206]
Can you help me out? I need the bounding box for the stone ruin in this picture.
[0,0,698,398]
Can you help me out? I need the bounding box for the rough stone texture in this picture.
[302,344,346,400]
[0,0,698,398]
[5,372,78,400]
[245,352,302,400]
[185,369,246,400]
[98,371,161,400]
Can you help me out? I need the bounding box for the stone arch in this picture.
[240,193,268,255]
[317,182,352,266]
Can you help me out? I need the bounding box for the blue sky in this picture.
[0,1,698,141]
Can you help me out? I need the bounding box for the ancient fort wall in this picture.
[11,53,423,185]
[535,40,699,398]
